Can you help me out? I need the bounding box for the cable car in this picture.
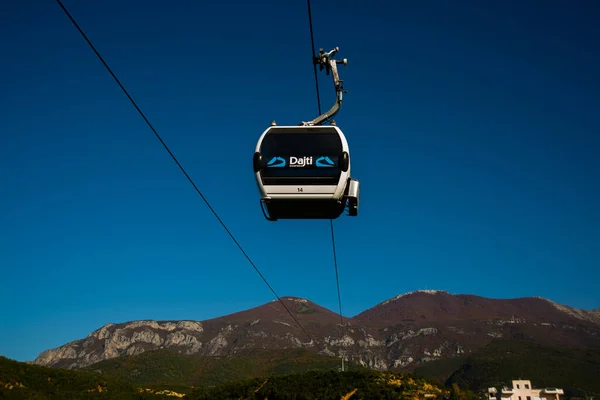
[252,47,360,222]
[253,122,359,221]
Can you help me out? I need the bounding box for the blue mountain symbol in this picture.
[316,156,335,167]
[267,156,286,167]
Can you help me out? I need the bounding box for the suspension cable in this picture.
[306,0,347,346]
[54,0,319,349]
[306,0,322,116]
[330,220,344,328]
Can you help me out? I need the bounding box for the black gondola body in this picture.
[253,124,357,221]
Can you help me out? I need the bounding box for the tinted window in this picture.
[259,131,343,184]
[261,132,342,157]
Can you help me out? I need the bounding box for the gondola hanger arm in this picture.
[300,47,347,127]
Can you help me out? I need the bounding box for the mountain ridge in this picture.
[30,290,600,372]
[41,291,599,332]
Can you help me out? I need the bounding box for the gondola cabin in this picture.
[253,124,359,221]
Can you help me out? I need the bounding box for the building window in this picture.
[525,384,530,389]
[519,396,522,400]
[517,385,520,389]
[527,396,531,400]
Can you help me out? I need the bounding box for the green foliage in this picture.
[296,304,317,314]
[0,355,166,399]
[449,382,479,400]
[7,338,599,399]
[86,349,205,388]
[188,369,447,400]
[411,356,469,384]
[1,353,447,399]
[445,340,600,397]
[85,348,365,387]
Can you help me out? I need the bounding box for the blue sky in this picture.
[1,0,598,362]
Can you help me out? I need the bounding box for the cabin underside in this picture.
[261,198,346,220]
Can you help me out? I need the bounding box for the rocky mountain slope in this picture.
[32,291,600,371]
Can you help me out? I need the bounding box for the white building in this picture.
[489,380,564,400]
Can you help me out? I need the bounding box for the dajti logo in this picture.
[316,156,335,167]
[267,156,286,167]
[289,156,313,167]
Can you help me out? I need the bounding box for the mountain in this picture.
[33,297,345,370]
[31,291,600,373]
[352,290,600,368]
[354,290,600,328]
